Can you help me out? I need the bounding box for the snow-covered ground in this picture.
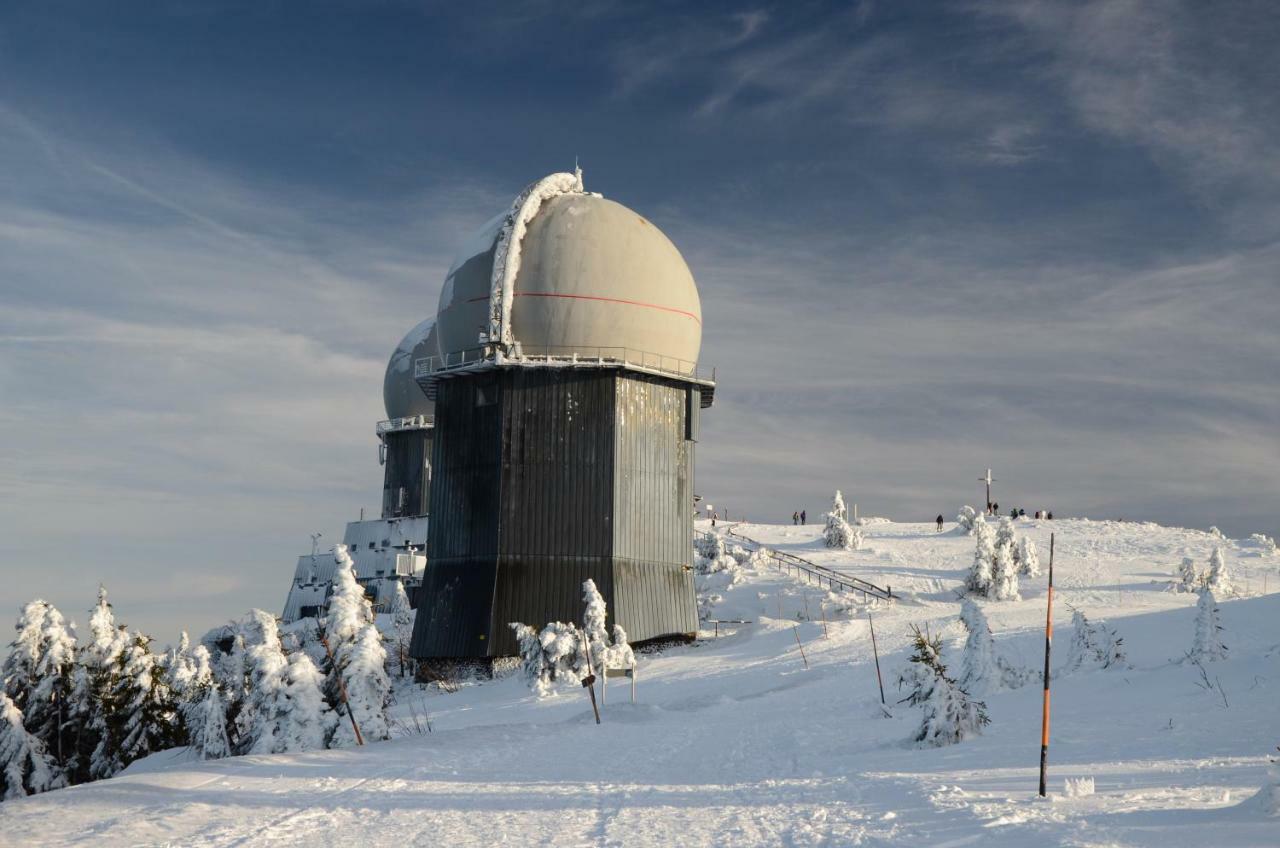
[2,517,1277,847]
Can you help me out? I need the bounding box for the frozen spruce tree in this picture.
[1187,589,1227,664]
[966,515,996,595]
[2,600,50,712]
[958,599,1025,696]
[1205,547,1232,596]
[899,626,988,747]
[325,548,391,746]
[83,588,130,781]
[1017,536,1041,577]
[1178,557,1201,592]
[994,517,1017,561]
[581,580,635,673]
[112,632,178,767]
[831,490,849,522]
[824,498,863,551]
[0,693,64,800]
[280,652,335,752]
[388,580,415,678]
[241,610,290,755]
[26,602,78,778]
[181,645,230,760]
[1061,608,1127,673]
[989,541,1020,601]
[957,505,978,534]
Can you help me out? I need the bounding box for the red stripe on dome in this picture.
[441,292,701,325]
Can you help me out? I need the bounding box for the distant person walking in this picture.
[800,510,806,525]
[936,514,944,532]
[793,511,799,525]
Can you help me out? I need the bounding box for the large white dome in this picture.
[383,317,439,420]
[436,192,702,372]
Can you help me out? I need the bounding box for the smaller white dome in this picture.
[383,318,438,421]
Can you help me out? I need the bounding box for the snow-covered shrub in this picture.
[581,580,635,673]
[1177,557,1201,593]
[966,515,995,595]
[325,548,392,746]
[1205,547,1232,596]
[1246,534,1277,556]
[1017,536,1041,577]
[957,506,978,534]
[1063,776,1095,797]
[509,621,587,697]
[994,517,1017,558]
[898,627,989,747]
[0,693,64,800]
[1187,589,1227,664]
[1061,609,1127,673]
[958,599,1027,695]
[823,510,863,551]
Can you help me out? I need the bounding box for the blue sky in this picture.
[2,1,1277,641]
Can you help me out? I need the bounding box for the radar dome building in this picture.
[411,170,716,659]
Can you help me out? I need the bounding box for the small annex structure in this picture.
[409,170,716,660]
[279,319,437,623]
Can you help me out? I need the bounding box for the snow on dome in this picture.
[382,317,438,421]
[435,173,702,372]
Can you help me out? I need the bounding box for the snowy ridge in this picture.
[2,517,1278,846]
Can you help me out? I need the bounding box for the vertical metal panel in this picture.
[380,429,432,518]
[410,377,502,658]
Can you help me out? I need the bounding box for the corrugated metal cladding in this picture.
[381,429,432,518]
[410,367,701,660]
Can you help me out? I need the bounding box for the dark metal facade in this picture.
[410,367,700,659]
[381,429,433,519]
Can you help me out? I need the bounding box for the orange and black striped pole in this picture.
[1038,533,1055,796]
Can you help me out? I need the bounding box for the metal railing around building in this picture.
[414,345,716,386]
[695,526,894,603]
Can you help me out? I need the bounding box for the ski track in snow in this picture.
[1,517,1278,846]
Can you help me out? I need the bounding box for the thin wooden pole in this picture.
[581,633,601,724]
[792,626,808,670]
[321,636,364,746]
[868,612,886,707]
[821,604,829,639]
[1039,533,1055,796]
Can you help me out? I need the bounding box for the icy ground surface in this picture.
[2,518,1278,846]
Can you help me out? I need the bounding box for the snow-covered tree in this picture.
[1017,536,1041,577]
[958,599,1026,696]
[831,490,849,522]
[509,621,587,697]
[1061,608,1127,673]
[994,517,1017,559]
[82,588,130,781]
[388,581,415,679]
[1187,589,1227,664]
[109,632,177,769]
[823,507,863,551]
[989,542,1020,601]
[966,515,995,595]
[1178,557,1201,592]
[1205,547,1232,596]
[279,652,335,752]
[956,506,978,534]
[898,627,988,747]
[241,610,290,755]
[180,645,230,760]
[581,580,635,673]
[26,603,78,777]
[0,693,64,800]
[325,550,392,746]
[2,600,50,713]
